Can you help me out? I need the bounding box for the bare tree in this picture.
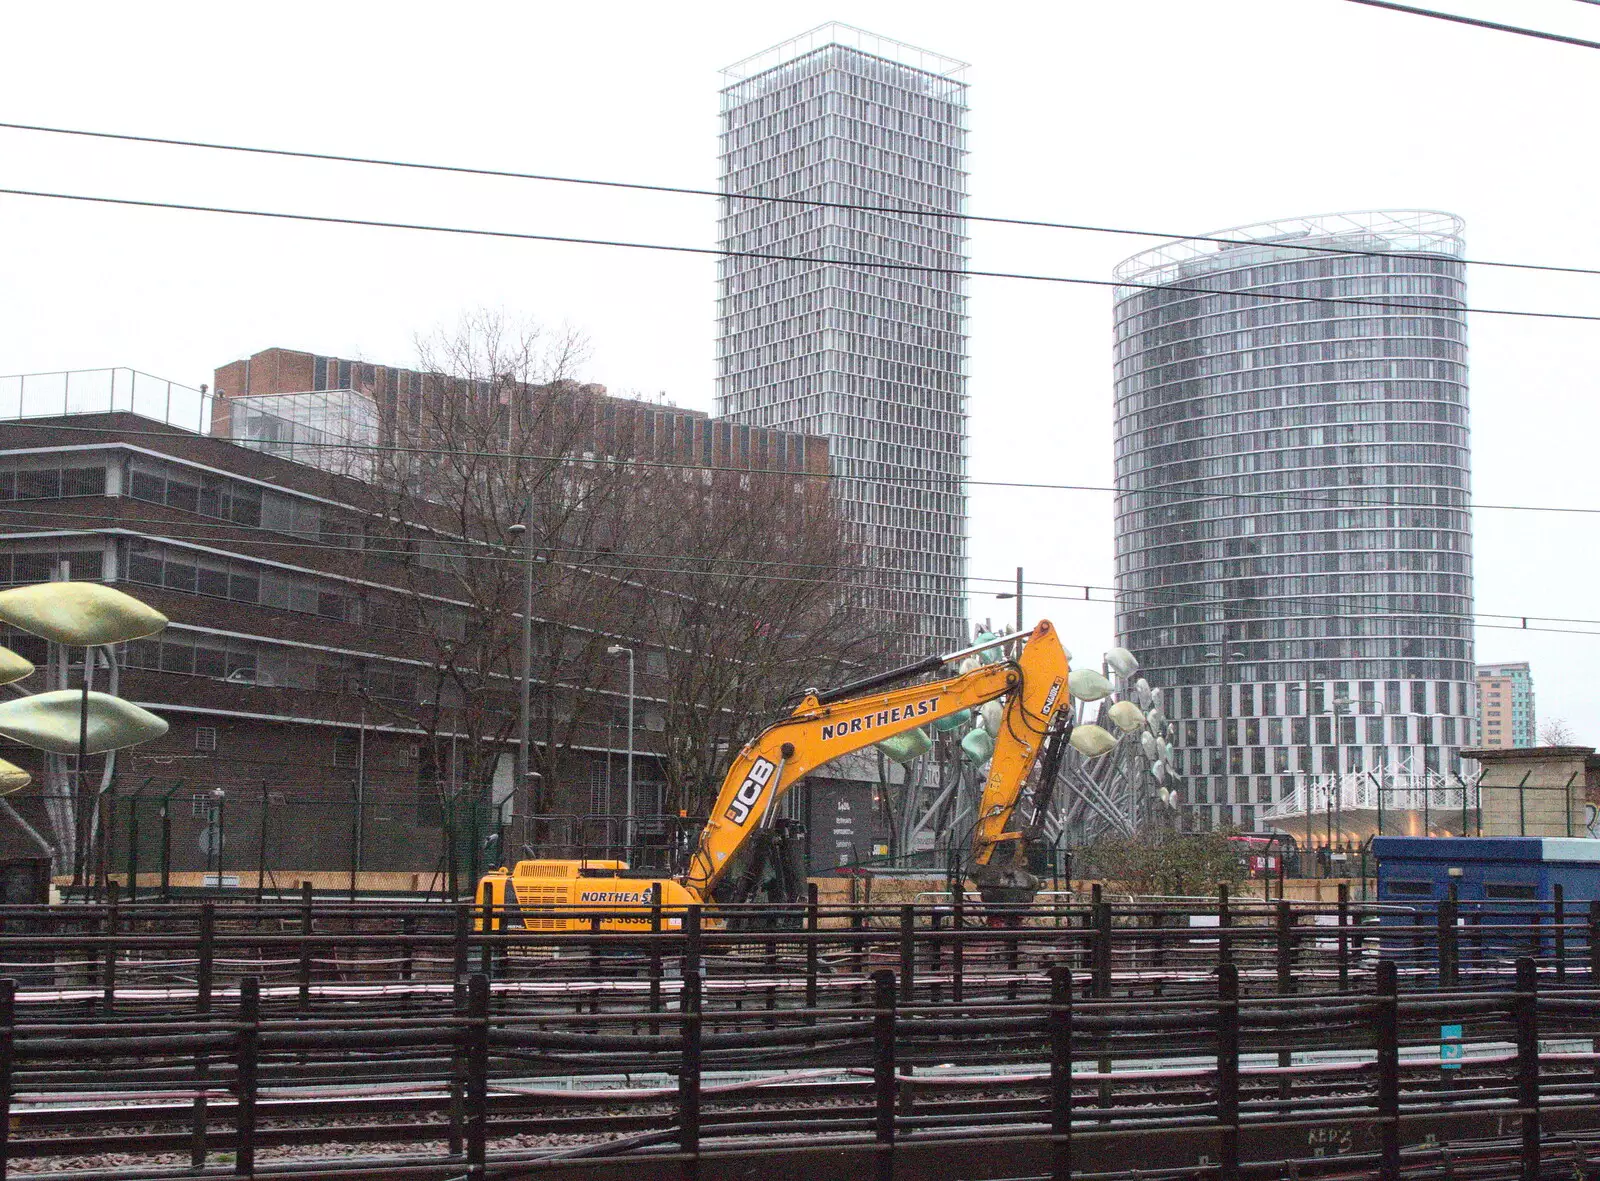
[353,309,891,868]
[632,460,891,819]
[1541,717,1575,746]
[353,311,635,854]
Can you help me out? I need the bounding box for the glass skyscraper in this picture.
[1111,211,1475,833]
[716,24,969,654]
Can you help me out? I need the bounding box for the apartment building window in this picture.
[0,463,107,500]
[0,545,104,585]
[333,732,361,770]
[193,726,218,753]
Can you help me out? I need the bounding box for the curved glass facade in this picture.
[1111,211,1474,833]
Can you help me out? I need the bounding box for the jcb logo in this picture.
[724,757,778,826]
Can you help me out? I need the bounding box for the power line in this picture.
[0,118,1594,280]
[2,501,1591,638]
[1339,0,1600,48]
[2,184,1594,324]
[0,415,1587,516]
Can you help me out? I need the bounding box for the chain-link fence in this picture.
[91,784,699,899]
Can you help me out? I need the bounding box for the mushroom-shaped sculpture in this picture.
[1067,668,1111,702]
[875,727,932,766]
[961,727,995,765]
[0,582,166,647]
[1105,648,1139,678]
[979,699,1004,736]
[0,690,167,755]
[0,759,30,795]
[1107,700,1145,733]
[0,647,32,687]
[1069,725,1117,758]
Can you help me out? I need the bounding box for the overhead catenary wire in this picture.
[1,118,1597,279]
[1,185,1595,325]
[1339,0,1600,49]
[0,500,1589,639]
[0,415,1583,517]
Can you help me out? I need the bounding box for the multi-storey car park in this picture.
[715,23,970,656]
[1110,211,1475,834]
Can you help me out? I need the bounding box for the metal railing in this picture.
[0,894,1591,1178]
[0,367,212,434]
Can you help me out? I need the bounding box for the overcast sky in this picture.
[2,0,1597,737]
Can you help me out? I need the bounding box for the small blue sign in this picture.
[1440,1023,1464,1069]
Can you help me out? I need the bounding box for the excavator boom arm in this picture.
[683,620,1072,898]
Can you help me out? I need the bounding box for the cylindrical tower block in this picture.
[1112,211,1473,833]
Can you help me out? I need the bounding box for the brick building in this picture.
[0,364,840,890]
[212,347,830,478]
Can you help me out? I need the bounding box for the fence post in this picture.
[103,882,119,1017]
[805,882,819,1019]
[465,973,489,1176]
[1216,961,1240,1181]
[1048,964,1073,1181]
[479,889,494,980]
[684,904,702,982]
[448,977,464,1156]
[234,976,259,1177]
[872,968,897,1181]
[649,882,663,1036]
[1513,957,1540,1181]
[1217,883,1232,969]
[951,886,964,1004]
[453,903,470,982]
[899,905,915,1006]
[191,901,215,1169]
[0,978,14,1178]
[1589,900,1600,984]
[1087,884,1102,989]
[298,881,313,1012]
[678,966,702,1181]
[1375,959,1400,1179]
[1438,896,1458,989]
[851,904,866,1005]
[1337,883,1351,992]
[1275,899,1293,995]
[1093,898,1112,998]
[401,915,415,998]
[1554,885,1567,984]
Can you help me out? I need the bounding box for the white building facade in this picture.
[715,24,969,655]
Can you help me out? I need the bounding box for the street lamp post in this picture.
[607,645,635,857]
[509,510,536,856]
[994,567,1024,634]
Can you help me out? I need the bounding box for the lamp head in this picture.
[607,644,628,656]
[508,523,526,536]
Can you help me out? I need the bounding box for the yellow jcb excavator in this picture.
[477,619,1073,929]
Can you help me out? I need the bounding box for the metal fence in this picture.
[108,790,700,899]
[0,895,1594,1178]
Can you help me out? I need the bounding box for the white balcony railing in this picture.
[0,368,212,435]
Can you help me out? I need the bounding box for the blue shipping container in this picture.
[1373,836,1600,906]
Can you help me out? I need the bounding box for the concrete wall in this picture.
[1470,746,1599,837]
